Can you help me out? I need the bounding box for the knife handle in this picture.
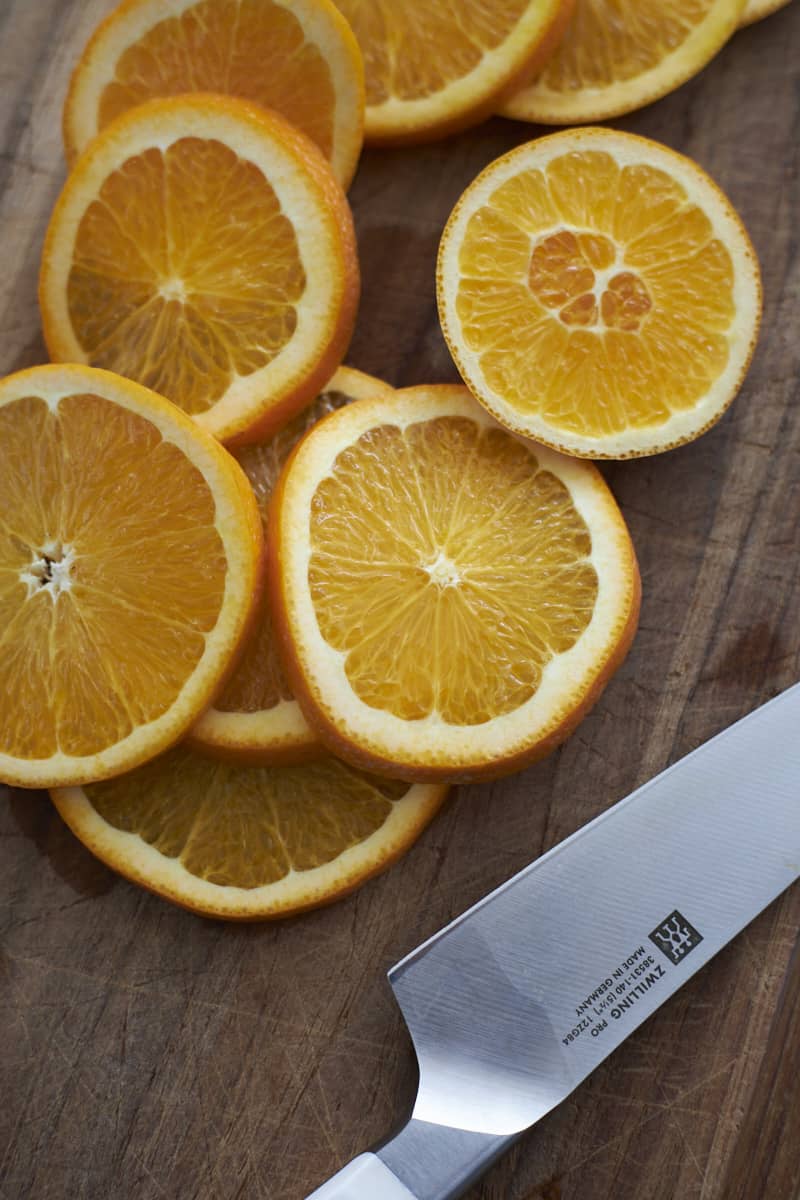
[306,1119,515,1200]
[306,1152,418,1198]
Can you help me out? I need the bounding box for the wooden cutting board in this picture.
[1,3,799,1198]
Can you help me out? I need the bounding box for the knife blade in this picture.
[307,683,800,1200]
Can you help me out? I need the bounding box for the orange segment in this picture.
[332,0,573,143]
[64,0,365,187]
[269,384,640,782]
[437,128,762,458]
[0,365,263,789]
[189,366,395,764]
[41,95,360,447]
[52,745,448,919]
[499,0,746,124]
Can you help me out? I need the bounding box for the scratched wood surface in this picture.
[1,2,799,1198]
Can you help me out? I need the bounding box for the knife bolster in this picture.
[376,1117,518,1200]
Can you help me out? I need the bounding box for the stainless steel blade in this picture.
[388,684,800,1146]
[307,685,800,1200]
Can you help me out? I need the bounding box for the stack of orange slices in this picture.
[0,0,772,919]
[188,366,395,765]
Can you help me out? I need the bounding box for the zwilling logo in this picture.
[649,910,703,966]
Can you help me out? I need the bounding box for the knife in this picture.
[307,683,800,1200]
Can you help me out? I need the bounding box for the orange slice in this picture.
[740,0,792,25]
[52,746,448,919]
[332,0,573,144]
[437,128,762,459]
[0,364,263,790]
[499,0,746,125]
[40,95,360,447]
[63,0,365,188]
[268,384,640,783]
[189,366,395,764]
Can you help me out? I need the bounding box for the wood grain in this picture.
[1,3,799,1198]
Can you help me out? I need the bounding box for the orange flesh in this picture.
[67,137,306,415]
[536,0,717,94]
[308,415,598,725]
[455,150,735,438]
[0,394,226,759]
[97,0,337,160]
[216,389,352,714]
[334,0,532,105]
[528,230,653,330]
[86,746,409,886]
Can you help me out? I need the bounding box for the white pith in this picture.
[20,542,76,600]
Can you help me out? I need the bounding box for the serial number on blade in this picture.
[560,946,667,1049]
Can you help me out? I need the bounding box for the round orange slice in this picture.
[332,0,573,144]
[63,0,365,188]
[499,0,746,125]
[40,95,360,447]
[740,0,792,25]
[269,384,640,783]
[437,128,762,459]
[0,364,263,790]
[52,746,448,919]
[189,366,395,765]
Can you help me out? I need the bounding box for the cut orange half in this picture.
[269,384,640,783]
[63,0,365,188]
[0,364,263,790]
[499,0,746,125]
[189,366,395,764]
[332,0,573,144]
[437,128,762,459]
[41,95,360,447]
[740,0,792,25]
[52,746,448,919]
